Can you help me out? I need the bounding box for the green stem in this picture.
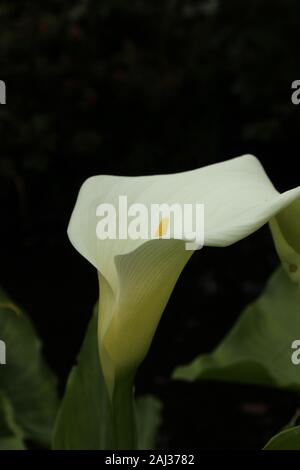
[111,374,137,450]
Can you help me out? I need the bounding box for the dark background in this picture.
[1,0,300,449]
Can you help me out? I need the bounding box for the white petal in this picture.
[68,154,300,279]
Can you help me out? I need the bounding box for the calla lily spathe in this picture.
[68,154,300,397]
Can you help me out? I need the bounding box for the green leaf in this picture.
[136,395,162,450]
[53,308,114,450]
[264,425,300,450]
[0,288,59,447]
[173,268,300,390]
[0,391,25,450]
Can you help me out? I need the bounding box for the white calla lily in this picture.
[68,154,300,401]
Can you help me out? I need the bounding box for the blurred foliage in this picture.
[0,288,59,448]
[0,392,25,450]
[264,425,300,450]
[136,395,162,450]
[174,268,300,390]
